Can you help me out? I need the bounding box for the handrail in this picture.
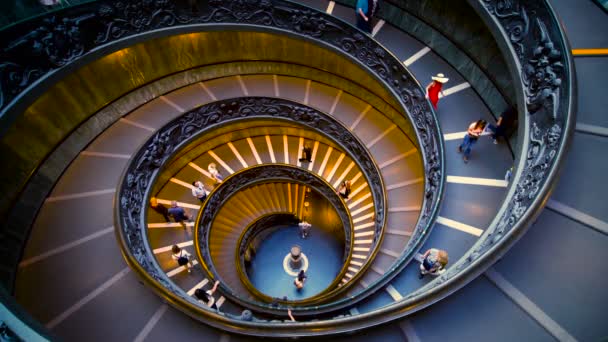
[0,0,574,337]
[4,0,445,336]
[195,166,355,312]
[115,95,397,328]
[0,0,445,305]
[235,213,302,303]
[115,0,573,337]
[0,0,95,30]
[0,1,444,303]
[234,198,355,306]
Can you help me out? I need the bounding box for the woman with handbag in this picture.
[171,245,194,274]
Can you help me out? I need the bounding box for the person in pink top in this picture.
[458,119,487,163]
[425,73,449,109]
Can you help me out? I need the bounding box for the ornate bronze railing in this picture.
[196,166,355,312]
[404,0,575,300]
[235,213,302,302]
[0,0,443,303]
[113,0,573,336]
[115,95,398,325]
[311,0,575,326]
[2,0,452,336]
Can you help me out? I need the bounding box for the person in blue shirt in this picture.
[168,201,190,228]
[356,0,379,33]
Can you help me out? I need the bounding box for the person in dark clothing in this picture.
[168,201,189,228]
[194,280,220,310]
[294,270,307,290]
[337,180,352,199]
[355,0,379,33]
[299,144,312,163]
[150,197,170,222]
[171,245,193,273]
[487,107,517,144]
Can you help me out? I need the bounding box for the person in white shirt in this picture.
[171,245,193,274]
[298,221,311,239]
[191,181,208,203]
[207,163,223,184]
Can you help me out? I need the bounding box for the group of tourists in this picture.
[354,0,515,164]
[149,162,226,228]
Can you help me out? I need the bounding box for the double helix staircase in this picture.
[13,13,509,341]
[3,0,605,341]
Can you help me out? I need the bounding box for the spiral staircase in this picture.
[0,0,606,341]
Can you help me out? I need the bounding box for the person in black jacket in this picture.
[299,144,312,163]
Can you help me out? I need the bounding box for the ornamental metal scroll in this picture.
[116,96,385,314]
[395,0,574,301]
[1,1,444,267]
[197,167,354,309]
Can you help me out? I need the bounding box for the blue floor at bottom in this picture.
[248,225,344,300]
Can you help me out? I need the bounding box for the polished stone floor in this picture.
[247,225,344,300]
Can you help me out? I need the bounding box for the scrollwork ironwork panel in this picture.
[1,2,443,249]
[200,167,353,303]
[117,96,388,312]
[411,0,573,293]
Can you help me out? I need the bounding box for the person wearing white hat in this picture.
[426,73,449,109]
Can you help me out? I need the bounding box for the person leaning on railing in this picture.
[418,248,449,279]
[195,280,220,310]
[337,180,352,199]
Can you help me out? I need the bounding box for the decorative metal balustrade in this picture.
[0,0,576,337]
[0,2,444,313]
[112,0,574,335]
[115,96,398,325]
[196,168,355,311]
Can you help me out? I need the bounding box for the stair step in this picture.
[326,152,345,183]
[353,212,374,223]
[350,172,363,187]
[354,231,374,238]
[354,222,375,230]
[187,278,210,295]
[348,193,372,209]
[350,203,374,216]
[333,161,356,188]
[216,296,226,309]
[385,228,412,237]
